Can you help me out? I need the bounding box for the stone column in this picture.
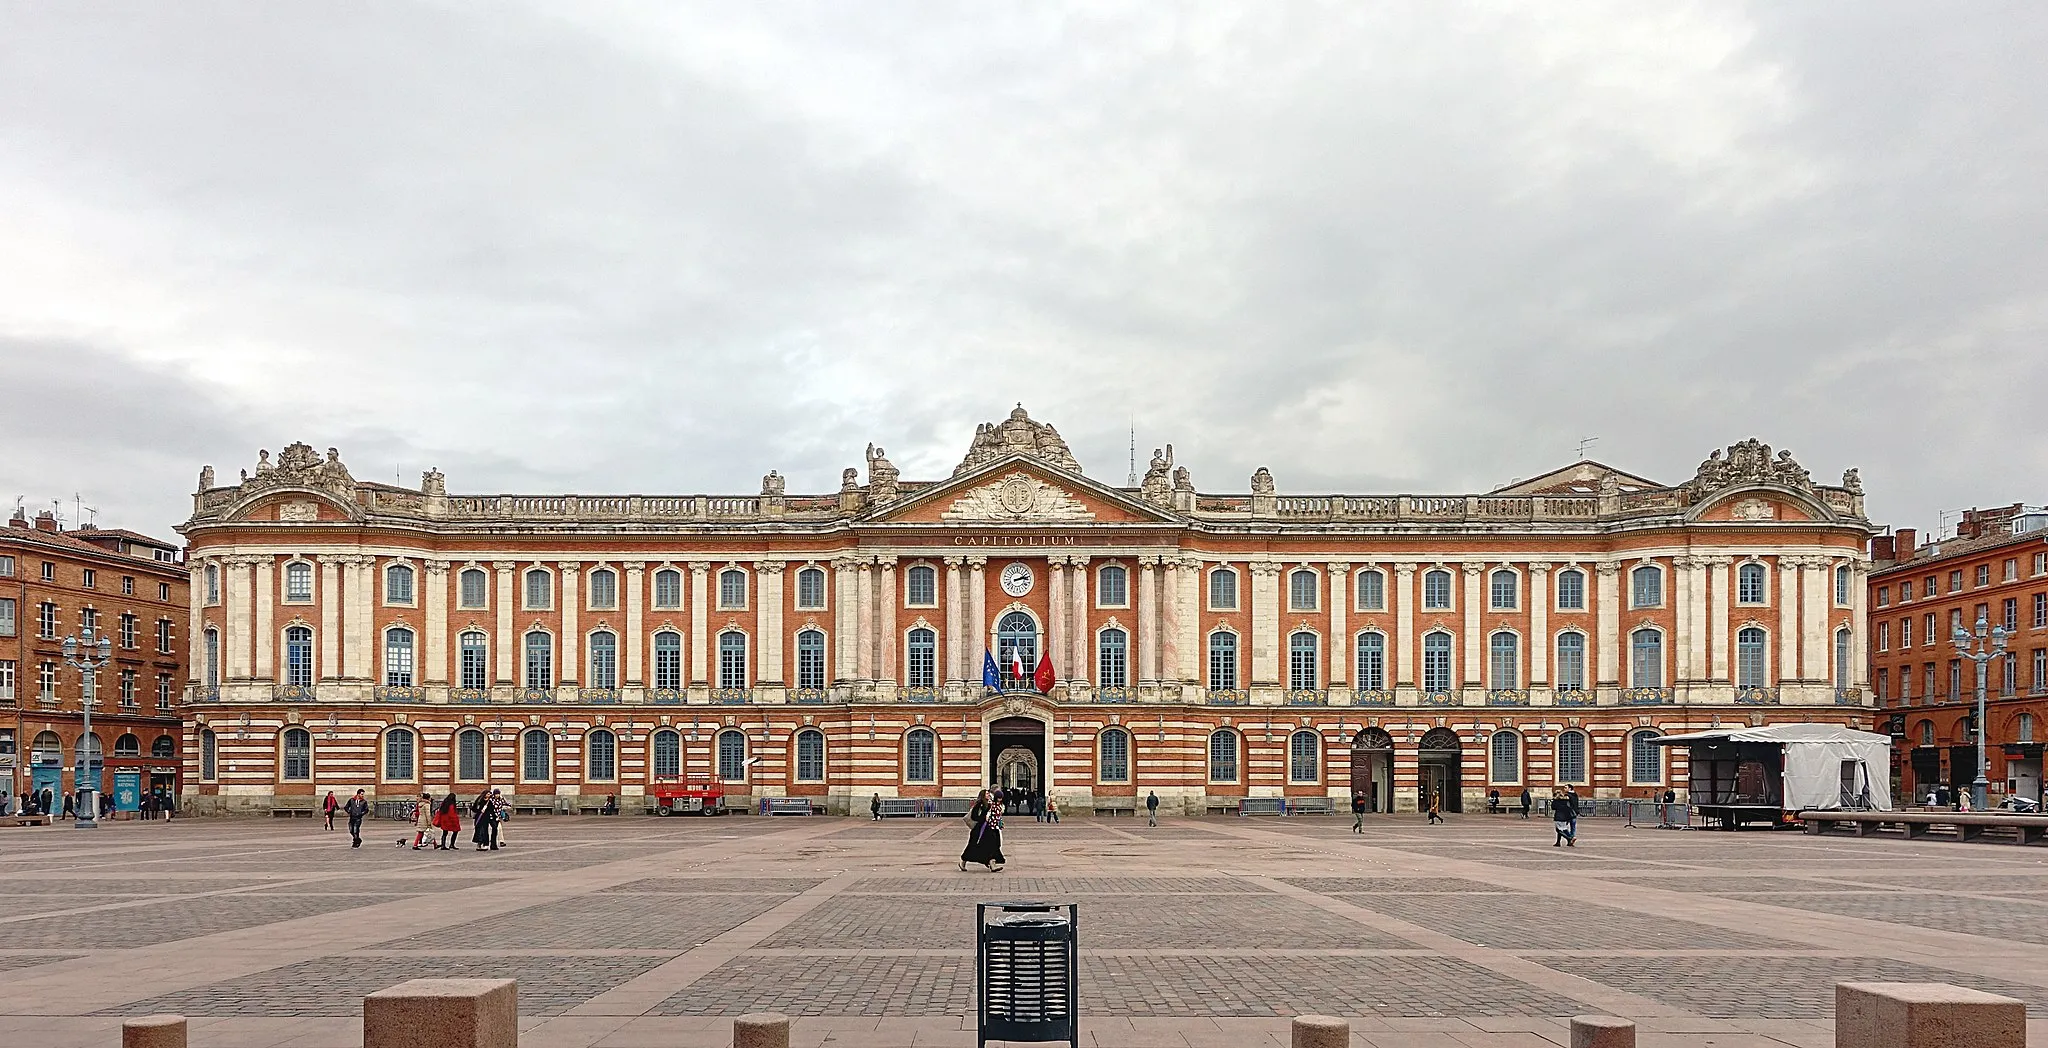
[1250,562,1282,687]
[1175,557,1201,685]
[832,558,855,684]
[222,556,250,682]
[689,562,711,687]
[875,557,897,687]
[1672,557,1696,685]
[424,560,449,685]
[1595,562,1621,687]
[967,557,988,679]
[188,558,207,684]
[1800,557,1828,683]
[1849,561,1869,688]
[1069,556,1091,684]
[1687,557,1710,685]
[493,561,516,685]
[1708,557,1732,683]
[352,556,376,682]
[1528,563,1550,686]
[558,563,580,687]
[1461,563,1483,687]
[252,555,275,682]
[1045,555,1067,686]
[1777,556,1800,684]
[1159,557,1182,688]
[1136,555,1159,687]
[1393,564,1417,686]
[623,562,645,686]
[855,558,875,683]
[1328,563,1350,689]
[756,561,785,686]
[944,557,965,685]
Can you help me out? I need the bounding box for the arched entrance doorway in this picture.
[1350,728,1394,812]
[988,715,1045,814]
[994,612,1040,690]
[1417,727,1463,813]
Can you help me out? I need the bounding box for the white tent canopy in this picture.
[1654,723,1894,812]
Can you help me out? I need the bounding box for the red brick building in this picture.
[1869,504,2048,805]
[3,508,188,813]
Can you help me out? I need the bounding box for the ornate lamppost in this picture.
[60,626,113,829]
[1952,612,2011,812]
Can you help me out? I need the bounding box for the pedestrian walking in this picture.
[469,789,495,851]
[436,792,461,849]
[1551,788,1577,847]
[1351,791,1367,833]
[490,788,508,849]
[1518,787,1532,820]
[322,791,339,831]
[960,788,1006,872]
[409,792,436,849]
[1426,789,1443,825]
[870,793,882,820]
[344,789,368,848]
[1044,795,1059,824]
[1146,790,1160,827]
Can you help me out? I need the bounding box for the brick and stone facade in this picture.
[176,409,1875,815]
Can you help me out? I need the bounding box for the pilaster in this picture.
[1777,557,1800,684]
[1327,563,1350,688]
[967,557,988,682]
[1046,555,1068,686]
[624,563,645,686]
[1137,555,1160,687]
[756,561,785,686]
[1393,564,1417,686]
[1461,563,1483,686]
[944,557,965,685]
[1528,563,1550,686]
[188,558,208,684]
[1708,557,1733,683]
[558,562,581,687]
[1800,556,1828,683]
[252,555,275,683]
[856,558,875,683]
[224,555,253,682]
[424,560,449,685]
[1069,556,1090,685]
[1595,562,1621,687]
[832,558,855,684]
[492,561,516,686]
[689,562,710,687]
[1250,561,1282,687]
[875,557,897,687]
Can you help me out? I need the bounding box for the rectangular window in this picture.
[1556,732,1587,784]
[284,563,313,601]
[385,632,415,688]
[459,569,487,608]
[1925,613,1937,645]
[1100,731,1129,783]
[1875,668,1888,701]
[1489,571,1517,611]
[0,556,11,576]
[1555,570,1584,610]
[2006,559,2020,582]
[0,660,12,704]
[1209,569,1237,610]
[120,669,136,707]
[81,607,98,633]
[1555,633,1586,691]
[1923,663,1934,698]
[655,633,684,691]
[1098,630,1128,689]
[1900,579,1914,601]
[157,619,173,654]
[795,569,824,610]
[158,581,170,601]
[121,576,133,595]
[2035,593,2046,629]
[2004,598,2019,632]
[1976,565,1991,587]
[1422,571,1452,610]
[1875,586,1889,607]
[1289,570,1318,611]
[905,566,937,607]
[386,565,414,604]
[525,570,551,610]
[0,597,12,637]
[1208,634,1238,691]
[460,633,489,690]
[119,613,136,648]
[1877,622,1889,652]
[1629,734,1664,785]
[718,633,748,690]
[37,602,56,639]
[1899,618,1910,648]
[2036,649,2047,692]
[1355,633,1385,691]
[1951,570,1964,593]
[1097,566,1128,608]
[41,562,54,582]
[1208,731,1238,782]
[2037,552,2048,576]
[718,570,747,610]
[1422,634,1452,692]
[655,570,684,609]
[82,568,95,589]
[588,569,617,609]
[38,661,57,702]
[1355,570,1385,611]
[1631,567,1663,608]
[795,632,824,690]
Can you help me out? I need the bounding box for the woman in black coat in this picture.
[960,789,1006,872]
[469,790,496,851]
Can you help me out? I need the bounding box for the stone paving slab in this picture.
[1538,955,2048,1018]
[100,953,674,1017]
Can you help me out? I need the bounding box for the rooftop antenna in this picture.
[1127,420,1138,487]
[1576,436,1599,460]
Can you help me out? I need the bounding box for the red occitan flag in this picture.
[1032,650,1055,693]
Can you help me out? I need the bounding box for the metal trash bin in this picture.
[976,901,1078,1048]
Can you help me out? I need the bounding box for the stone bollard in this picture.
[363,978,518,1048]
[733,1012,791,1048]
[122,1015,187,1048]
[1836,982,2024,1048]
[1570,1015,1635,1048]
[1291,1014,1348,1048]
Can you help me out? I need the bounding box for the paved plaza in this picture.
[4,812,2048,1047]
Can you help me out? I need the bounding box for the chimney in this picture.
[1870,535,1895,562]
[1895,528,1917,560]
[33,510,58,532]
[7,506,26,529]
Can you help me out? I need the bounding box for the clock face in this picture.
[1000,562,1035,597]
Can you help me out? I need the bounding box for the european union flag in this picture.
[982,650,1002,692]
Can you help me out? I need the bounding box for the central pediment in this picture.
[863,455,1179,526]
[941,471,1096,523]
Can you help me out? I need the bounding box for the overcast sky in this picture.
[2,3,2043,544]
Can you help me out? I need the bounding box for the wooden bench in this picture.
[762,797,814,816]
[1238,797,1286,817]
[876,798,924,818]
[1287,797,1336,816]
[1802,810,2048,845]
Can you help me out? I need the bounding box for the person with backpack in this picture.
[1350,791,1367,833]
[1518,787,1533,820]
[344,789,369,848]
[1145,790,1160,827]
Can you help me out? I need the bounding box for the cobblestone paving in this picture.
[0,954,79,972]
[1353,894,1805,950]
[1725,892,2048,944]
[1279,877,1524,894]
[654,955,970,1015]
[1083,954,1566,1017]
[375,894,792,950]
[1539,956,2048,1018]
[847,876,1263,894]
[104,954,671,1017]
[1600,876,1906,894]
[601,877,825,894]
[6,894,381,948]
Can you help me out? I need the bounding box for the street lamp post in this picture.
[1952,612,2012,812]
[60,626,113,829]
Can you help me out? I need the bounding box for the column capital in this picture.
[1248,562,1283,578]
[1136,554,1161,568]
[872,556,897,569]
[1393,563,1418,577]
[965,556,988,569]
[1462,562,1486,577]
[1068,555,1091,569]
[1526,562,1552,574]
[1595,562,1622,577]
[555,561,582,573]
[623,562,646,575]
[754,560,785,576]
[687,561,711,574]
[492,560,519,572]
[424,560,450,577]
[944,556,965,567]
[1326,561,1351,573]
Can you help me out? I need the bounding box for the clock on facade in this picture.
[1000,562,1034,596]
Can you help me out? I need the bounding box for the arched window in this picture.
[718,568,747,610]
[795,728,825,781]
[905,728,936,783]
[1208,729,1239,782]
[459,630,489,690]
[653,568,683,609]
[459,567,488,609]
[1355,568,1385,611]
[906,627,937,688]
[1099,728,1130,783]
[1555,568,1586,610]
[152,734,175,759]
[383,728,416,781]
[284,625,314,687]
[996,611,1038,683]
[1422,632,1453,692]
[204,562,220,604]
[1836,564,1853,606]
[654,631,684,690]
[1489,569,1518,610]
[587,567,617,610]
[588,631,618,689]
[112,733,140,758]
[652,729,681,778]
[1098,564,1128,607]
[524,568,552,610]
[1208,631,1239,691]
[284,562,313,602]
[1628,730,1664,785]
[203,627,220,687]
[1630,564,1663,608]
[1835,628,1854,689]
[1423,569,1453,610]
[385,563,415,604]
[718,631,749,690]
[1736,628,1768,687]
[1209,568,1238,610]
[587,729,616,781]
[1488,632,1519,689]
[1288,632,1319,690]
[795,630,826,690]
[384,627,415,687]
[280,728,311,780]
[905,564,937,607]
[796,567,826,610]
[1919,721,1935,747]
[1289,730,1320,783]
[1737,563,1767,604]
[1489,730,1520,783]
[1354,631,1386,690]
[522,729,551,781]
[456,728,486,781]
[1289,569,1319,611]
[200,729,217,780]
[1556,730,1588,784]
[524,631,553,689]
[1630,629,1663,689]
[1098,628,1128,688]
[1555,632,1586,690]
[717,730,747,781]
